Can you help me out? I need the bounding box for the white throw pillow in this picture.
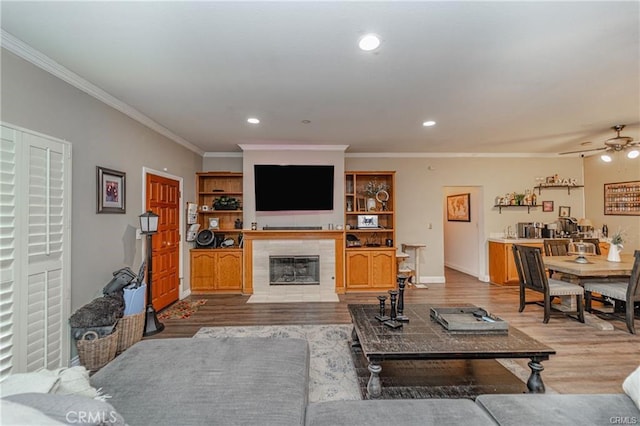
[623,365,640,410]
[0,371,60,397]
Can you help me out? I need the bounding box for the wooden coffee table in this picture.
[348,304,556,398]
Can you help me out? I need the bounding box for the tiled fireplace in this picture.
[245,231,343,303]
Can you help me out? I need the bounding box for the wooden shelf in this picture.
[494,205,539,214]
[534,184,584,195]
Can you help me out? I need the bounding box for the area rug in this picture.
[158,299,207,320]
[193,324,361,402]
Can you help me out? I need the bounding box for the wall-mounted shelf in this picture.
[534,184,584,195]
[494,205,539,214]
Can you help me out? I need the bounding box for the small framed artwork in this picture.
[357,197,366,212]
[559,206,571,218]
[96,166,126,214]
[447,193,471,222]
[208,217,220,229]
[542,201,554,213]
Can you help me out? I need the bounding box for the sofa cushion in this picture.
[476,394,640,426]
[0,399,64,425]
[3,393,126,426]
[306,399,498,426]
[90,337,310,426]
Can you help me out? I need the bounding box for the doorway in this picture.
[443,186,485,279]
[145,171,182,310]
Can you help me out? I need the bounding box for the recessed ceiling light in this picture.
[358,34,381,51]
[247,118,260,124]
[422,120,436,127]
[601,153,612,162]
[627,149,639,159]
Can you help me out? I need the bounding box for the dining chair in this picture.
[543,239,571,256]
[572,238,602,255]
[512,244,585,324]
[542,238,572,280]
[584,250,640,334]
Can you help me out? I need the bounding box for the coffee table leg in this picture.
[351,327,361,349]
[367,362,382,399]
[527,359,546,393]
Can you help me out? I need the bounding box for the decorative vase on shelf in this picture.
[607,244,622,262]
[367,197,377,212]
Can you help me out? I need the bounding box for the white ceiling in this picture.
[1,1,639,155]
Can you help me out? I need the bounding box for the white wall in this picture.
[1,49,202,310]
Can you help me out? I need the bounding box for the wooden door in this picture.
[147,174,180,310]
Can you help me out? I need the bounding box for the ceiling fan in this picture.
[559,124,639,161]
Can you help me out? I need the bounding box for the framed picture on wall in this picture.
[96,166,126,214]
[447,193,470,222]
[542,201,554,212]
[559,205,571,218]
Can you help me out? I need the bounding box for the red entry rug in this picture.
[158,299,207,320]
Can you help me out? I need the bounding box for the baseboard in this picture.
[444,262,478,278]
[423,275,446,284]
[180,288,192,300]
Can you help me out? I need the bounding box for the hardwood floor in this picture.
[150,268,639,394]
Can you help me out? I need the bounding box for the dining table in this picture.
[543,253,635,284]
[542,253,635,318]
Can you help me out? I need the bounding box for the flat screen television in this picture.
[254,165,334,211]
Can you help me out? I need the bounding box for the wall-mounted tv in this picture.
[254,165,334,211]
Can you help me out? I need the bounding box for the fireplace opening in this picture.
[269,255,320,285]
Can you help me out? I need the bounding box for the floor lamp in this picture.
[139,210,165,337]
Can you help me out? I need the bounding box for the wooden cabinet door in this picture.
[215,251,243,290]
[190,251,216,291]
[346,252,371,289]
[370,251,395,287]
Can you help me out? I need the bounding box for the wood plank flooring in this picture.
[149,268,639,395]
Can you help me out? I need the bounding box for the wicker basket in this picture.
[116,312,145,354]
[76,329,119,372]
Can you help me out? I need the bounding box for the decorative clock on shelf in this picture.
[208,217,219,229]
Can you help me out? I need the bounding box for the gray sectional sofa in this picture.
[89,337,639,426]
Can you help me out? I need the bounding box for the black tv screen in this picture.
[254,165,334,211]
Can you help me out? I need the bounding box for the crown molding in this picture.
[238,144,349,152]
[1,30,204,156]
[345,152,561,158]
[203,152,243,158]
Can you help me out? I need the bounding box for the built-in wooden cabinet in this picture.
[345,249,396,290]
[345,171,396,291]
[191,172,243,293]
[190,249,243,293]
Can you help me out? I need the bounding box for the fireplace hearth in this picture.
[270,255,320,285]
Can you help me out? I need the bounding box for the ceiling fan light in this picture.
[601,153,612,162]
[627,149,639,159]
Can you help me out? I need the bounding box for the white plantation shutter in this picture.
[0,125,71,380]
[0,126,19,379]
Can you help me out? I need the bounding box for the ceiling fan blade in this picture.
[559,147,607,155]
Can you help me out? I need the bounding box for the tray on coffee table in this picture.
[430,306,508,334]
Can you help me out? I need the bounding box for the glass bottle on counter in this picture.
[602,224,608,238]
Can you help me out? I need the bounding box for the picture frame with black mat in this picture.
[96,166,126,214]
